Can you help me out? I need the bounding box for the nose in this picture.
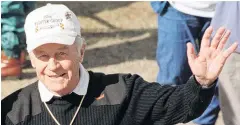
[47,58,59,71]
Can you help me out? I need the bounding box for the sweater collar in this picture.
[38,63,89,102]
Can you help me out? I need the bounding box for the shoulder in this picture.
[87,71,150,105]
[2,82,37,111]
[2,81,42,125]
[88,71,145,87]
[2,81,38,104]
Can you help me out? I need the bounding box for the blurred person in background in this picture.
[1,1,35,78]
[151,1,220,125]
[210,2,240,125]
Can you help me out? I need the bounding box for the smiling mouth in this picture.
[49,73,66,78]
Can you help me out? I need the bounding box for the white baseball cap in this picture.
[24,3,81,52]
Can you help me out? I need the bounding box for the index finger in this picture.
[201,26,213,48]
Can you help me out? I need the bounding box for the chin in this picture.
[45,80,68,91]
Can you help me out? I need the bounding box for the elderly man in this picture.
[1,3,238,125]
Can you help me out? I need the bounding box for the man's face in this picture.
[30,43,83,95]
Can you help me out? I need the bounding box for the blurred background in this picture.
[1,1,224,125]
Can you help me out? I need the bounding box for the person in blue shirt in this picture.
[1,1,35,78]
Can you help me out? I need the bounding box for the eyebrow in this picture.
[34,45,69,53]
[34,50,45,54]
[58,45,69,50]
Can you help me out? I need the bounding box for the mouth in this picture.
[48,73,66,78]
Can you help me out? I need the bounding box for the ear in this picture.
[29,53,36,68]
[79,43,86,63]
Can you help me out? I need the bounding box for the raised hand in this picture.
[187,26,238,86]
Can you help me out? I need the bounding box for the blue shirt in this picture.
[210,2,240,53]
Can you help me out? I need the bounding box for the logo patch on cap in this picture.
[65,12,72,20]
[34,15,64,33]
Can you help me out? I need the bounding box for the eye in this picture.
[38,54,48,58]
[59,52,66,56]
[56,52,67,60]
[37,54,49,61]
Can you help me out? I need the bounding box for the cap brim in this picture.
[27,35,75,52]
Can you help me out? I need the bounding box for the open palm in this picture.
[187,27,238,86]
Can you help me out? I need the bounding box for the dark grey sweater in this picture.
[2,71,216,125]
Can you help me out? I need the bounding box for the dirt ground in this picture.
[1,2,224,125]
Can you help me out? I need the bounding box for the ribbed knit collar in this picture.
[38,63,89,102]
